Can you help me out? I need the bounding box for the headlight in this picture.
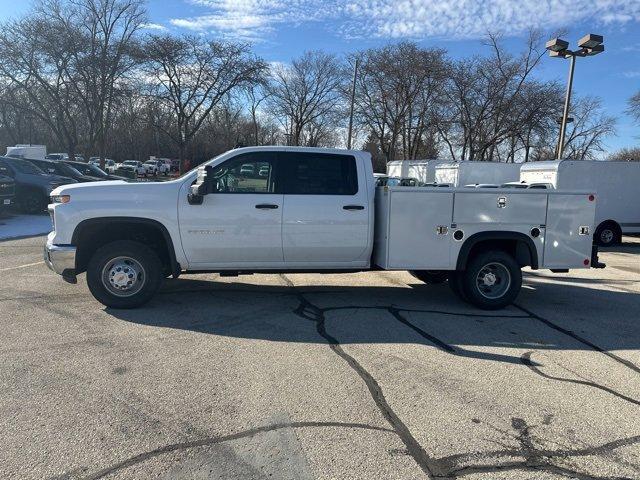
[50,194,71,204]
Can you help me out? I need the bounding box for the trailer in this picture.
[520,160,640,246]
[6,145,47,160]
[386,159,443,184]
[434,162,522,187]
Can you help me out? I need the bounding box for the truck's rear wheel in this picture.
[409,270,448,284]
[462,251,522,310]
[595,221,621,247]
[87,240,162,309]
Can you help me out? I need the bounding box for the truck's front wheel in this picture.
[86,240,162,309]
[462,251,522,310]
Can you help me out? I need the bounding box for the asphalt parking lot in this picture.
[1,235,639,480]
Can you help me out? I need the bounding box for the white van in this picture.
[386,159,443,184]
[434,162,522,187]
[520,160,640,246]
[6,145,47,160]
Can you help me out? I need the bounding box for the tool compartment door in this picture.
[543,193,596,269]
[385,190,454,269]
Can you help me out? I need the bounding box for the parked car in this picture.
[45,146,601,310]
[144,159,169,176]
[170,159,180,172]
[376,176,422,187]
[45,153,85,162]
[240,163,255,176]
[27,158,101,183]
[122,160,146,176]
[258,165,270,177]
[0,174,15,215]
[0,156,77,213]
[62,160,129,181]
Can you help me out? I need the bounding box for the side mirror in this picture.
[188,165,214,205]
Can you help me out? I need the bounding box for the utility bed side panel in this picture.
[453,192,547,225]
[374,189,454,269]
[543,193,596,269]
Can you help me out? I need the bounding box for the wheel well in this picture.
[73,219,176,275]
[596,220,621,233]
[457,234,537,270]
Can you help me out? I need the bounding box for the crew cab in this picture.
[45,147,601,310]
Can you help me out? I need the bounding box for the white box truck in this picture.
[520,160,640,246]
[386,159,443,184]
[435,162,522,187]
[45,147,601,311]
[6,145,47,160]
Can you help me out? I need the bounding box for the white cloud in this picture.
[170,0,325,42]
[169,0,640,41]
[140,22,168,31]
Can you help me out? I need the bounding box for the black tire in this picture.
[18,190,46,214]
[86,240,163,309]
[409,270,448,284]
[594,221,621,247]
[461,250,522,310]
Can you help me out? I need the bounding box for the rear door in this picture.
[280,151,369,265]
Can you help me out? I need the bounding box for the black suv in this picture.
[0,174,15,215]
[0,157,77,213]
[27,158,101,183]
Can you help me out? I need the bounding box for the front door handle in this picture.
[255,204,279,209]
[343,205,365,210]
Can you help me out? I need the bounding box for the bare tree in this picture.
[0,0,145,161]
[267,51,345,146]
[607,147,640,161]
[627,91,640,125]
[562,96,616,160]
[353,43,447,162]
[143,35,266,171]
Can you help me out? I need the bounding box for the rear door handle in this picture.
[255,204,279,209]
[343,205,365,210]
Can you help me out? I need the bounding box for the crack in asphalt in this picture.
[436,418,640,479]
[521,351,640,407]
[68,422,394,480]
[514,304,640,374]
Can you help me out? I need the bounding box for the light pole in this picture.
[545,34,604,160]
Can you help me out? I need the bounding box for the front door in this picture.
[279,151,370,265]
[178,151,284,268]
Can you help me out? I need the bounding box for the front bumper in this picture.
[44,235,77,282]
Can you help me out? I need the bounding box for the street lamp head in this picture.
[578,33,603,49]
[584,44,605,56]
[546,38,569,52]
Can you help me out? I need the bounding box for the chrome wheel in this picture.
[475,262,511,300]
[101,256,146,297]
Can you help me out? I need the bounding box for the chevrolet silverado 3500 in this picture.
[45,147,602,309]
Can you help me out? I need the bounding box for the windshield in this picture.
[10,159,44,175]
[56,163,82,177]
[71,162,106,177]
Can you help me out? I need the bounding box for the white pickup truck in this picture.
[45,147,603,310]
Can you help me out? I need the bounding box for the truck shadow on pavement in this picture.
[96,275,640,480]
[108,274,640,364]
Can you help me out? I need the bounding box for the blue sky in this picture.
[1,0,639,153]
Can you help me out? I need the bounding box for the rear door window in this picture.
[280,152,358,195]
